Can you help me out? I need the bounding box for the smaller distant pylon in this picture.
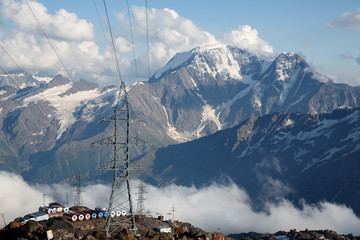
[73,172,84,206]
[170,206,176,222]
[136,182,147,215]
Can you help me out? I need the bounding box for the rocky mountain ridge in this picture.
[0,44,360,183]
[131,44,360,142]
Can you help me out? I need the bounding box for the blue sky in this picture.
[0,0,359,86]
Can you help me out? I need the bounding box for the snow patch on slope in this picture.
[342,128,360,143]
[155,44,252,82]
[192,104,222,138]
[284,119,295,127]
[154,51,195,79]
[166,126,190,142]
[218,84,252,113]
[217,75,263,115]
[252,81,263,109]
[194,44,243,79]
[302,144,349,172]
[34,76,53,83]
[278,68,302,104]
[276,52,296,81]
[193,87,223,137]
[161,105,189,142]
[23,83,105,140]
[164,103,222,142]
[158,69,224,142]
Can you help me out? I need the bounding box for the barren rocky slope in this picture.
[1,216,359,240]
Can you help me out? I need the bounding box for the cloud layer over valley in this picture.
[1,171,360,235]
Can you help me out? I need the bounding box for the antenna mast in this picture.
[92,81,138,237]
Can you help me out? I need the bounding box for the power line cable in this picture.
[92,0,111,47]
[24,0,72,81]
[92,0,121,87]
[25,0,99,108]
[0,19,95,178]
[0,41,39,87]
[0,43,31,79]
[0,3,109,200]
[102,0,123,84]
[126,0,139,82]
[145,0,151,81]
[0,65,18,85]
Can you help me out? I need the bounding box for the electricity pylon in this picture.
[92,81,140,237]
[170,206,176,222]
[73,172,83,206]
[136,182,147,215]
[1,213,6,227]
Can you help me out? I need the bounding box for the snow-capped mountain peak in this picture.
[153,44,261,82]
[142,45,360,143]
[274,52,309,81]
[192,44,243,80]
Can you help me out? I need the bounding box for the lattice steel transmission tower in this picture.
[1,213,6,227]
[136,182,147,215]
[73,172,84,206]
[170,206,176,222]
[92,81,140,237]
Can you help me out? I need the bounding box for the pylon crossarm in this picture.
[91,136,115,146]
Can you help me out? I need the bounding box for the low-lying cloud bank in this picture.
[1,170,360,235]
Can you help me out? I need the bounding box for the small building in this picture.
[95,206,107,212]
[155,227,171,233]
[22,211,49,223]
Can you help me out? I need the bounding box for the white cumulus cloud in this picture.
[0,0,113,83]
[0,0,95,41]
[327,8,360,31]
[0,1,274,85]
[221,25,275,59]
[117,7,276,79]
[117,6,219,76]
[0,171,111,226]
[0,171,55,224]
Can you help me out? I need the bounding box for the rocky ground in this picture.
[0,214,225,240]
[1,215,359,240]
[229,229,360,240]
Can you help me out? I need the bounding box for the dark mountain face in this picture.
[0,44,360,184]
[138,108,360,215]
